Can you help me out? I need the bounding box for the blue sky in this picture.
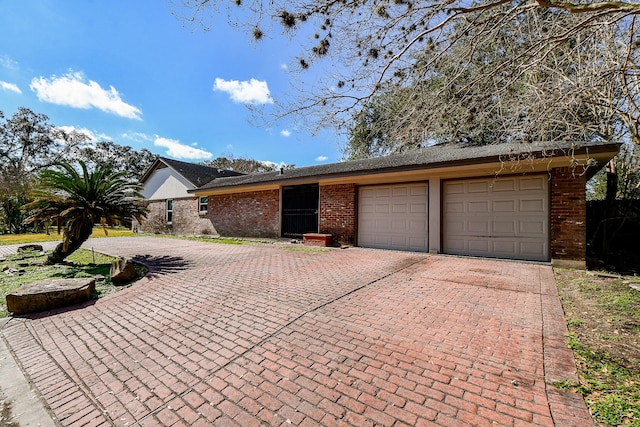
[0,1,342,166]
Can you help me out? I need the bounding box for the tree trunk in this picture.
[45,222,94,265]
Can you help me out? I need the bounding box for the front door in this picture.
[281,184,319,237]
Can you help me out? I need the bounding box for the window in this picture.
[199,196,208,213]
[166,199,173,223]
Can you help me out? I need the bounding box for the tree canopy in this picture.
[178,0,639,151]
[0,108,85,233]
[73,141,156,181]
[0,108,158,234]
[344,7,636,157]
[202,155,294,174]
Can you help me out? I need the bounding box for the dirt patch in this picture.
[554,268,640,426]
[556,270,640,368]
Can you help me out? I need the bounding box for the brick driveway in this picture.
[1,237,590,426]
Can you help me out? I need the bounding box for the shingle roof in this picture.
[195,140,620,191]
[142,157,245,187]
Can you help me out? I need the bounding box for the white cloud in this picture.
[154,136,213,160]
[0,81,21,94]
[280,129,291,137]
[121,132,152,143]
[315,155,328,162]
[213,77,273,105]
[0,55,19,70]
[30,71,142,120]
[57,125,111,142]
[280,63,288,71]
[260,160,289,170]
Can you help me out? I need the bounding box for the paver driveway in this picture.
[1,237,590,426]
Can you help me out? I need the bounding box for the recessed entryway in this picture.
[281,184,319,238]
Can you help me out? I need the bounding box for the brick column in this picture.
[550,167,586,266]
[319,184,357,245]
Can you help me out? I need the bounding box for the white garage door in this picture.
[443,175,549,261]
[358,183,428,251]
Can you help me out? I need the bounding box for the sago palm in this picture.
[22,160,148,264]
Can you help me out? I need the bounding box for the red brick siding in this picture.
[551,167,586,261]
[319,184,356,245]
[138,198,217,235]
[208,189,280,237]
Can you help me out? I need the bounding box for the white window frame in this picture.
[199,196,208,214]
[166,199,173,224]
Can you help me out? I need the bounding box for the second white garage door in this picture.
[358,183,428,251]
[443,175,549,261]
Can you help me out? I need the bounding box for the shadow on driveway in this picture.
[133,254,193,276]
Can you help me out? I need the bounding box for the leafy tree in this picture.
[202,155,294,174]
[177,1,639,143]
[588,143,640,201]
[0,108,85,233]
[22,161,147,264]
[73,141,156,181]
[344,7,633,158]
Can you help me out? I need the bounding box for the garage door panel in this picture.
[493,220,516,234]
[391,219,408,231]
[493,240,517,254]
[445,219,466,234]
[469,201,490,213]
[520,219,546,234]
[468,181,490,193]
[520,199,545,212]
[410,203,426,213]
[520,176,546,190]
[392,187,408,196]
[468,239,490,252]
[446,182,465,194]
[358,183,428,251]
[443,175,549,261]
[493,179,516,192]
[391,203,407,213]
[521,241,546,255]
[494,200,516,212]
[410,186,427,196]
[445,201,465,213]
[409,220,427,233]
[468,220,490,233]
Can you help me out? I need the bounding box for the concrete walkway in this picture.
[1,237,591,426]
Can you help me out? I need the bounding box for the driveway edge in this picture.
[540,267,595,427]
[0,318,58,427]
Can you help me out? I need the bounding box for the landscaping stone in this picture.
[6,278,95,315]
[17,244,44,253]
[110,258,137,284]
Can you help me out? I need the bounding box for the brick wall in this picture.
[319,184,357,245]
[551,167,586,261]
[208,189,280,237]
[137,198,217,235]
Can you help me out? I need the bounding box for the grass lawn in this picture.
[0,248,145,318]
[555,269,640,426]
[0,226,136,245]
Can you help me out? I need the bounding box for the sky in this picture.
[0,1,342,167]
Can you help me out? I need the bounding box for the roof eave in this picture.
[191,142,620,193]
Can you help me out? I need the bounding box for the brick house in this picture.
[136,157,244,235]
[188,141,619,268]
